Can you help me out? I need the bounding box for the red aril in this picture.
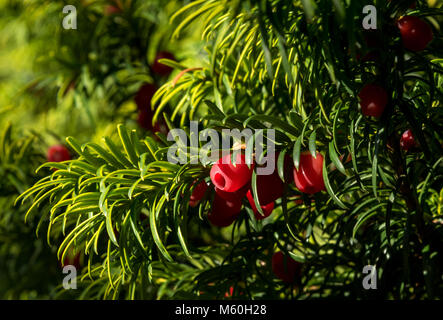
[246,190,274,220]
[47,145,71,162]
[293,151,325,194]
[189,180,209,207]
[215,183,249,202]
[400,129,417,151]
[208,212,238,227]
[210,153,254,193]
[254,170,284,205]
[358,83,388,118]
[207,192,242,227]
[397,16,433,52]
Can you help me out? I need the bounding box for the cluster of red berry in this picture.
[187,151,324,283]
[189,151,325,228]
[358,14,431,151]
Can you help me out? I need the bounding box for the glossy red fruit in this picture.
[152,51,175,76]
[358,83,388,118]
[272,251,301,283]
[135,83,157,111]
[246,190,274,220]
[207,192,242,227]
[400,129,416,151]
[293,151,325,194]
[254,170,284,205]
[189,180,209,207]
[210,153,254,193]
[397,16,433,52]
[215,183,249,202]
[47,145,71,162]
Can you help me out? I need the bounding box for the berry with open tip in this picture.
[210,153,254,193]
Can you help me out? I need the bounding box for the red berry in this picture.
[253,170,284,205]
[47,145,71,162]
[246,190,274,220]
[210,153,254,193]
[207,192,242,227]
[293,151,325,194]
[135,84,157,111]
[215,183,249,202]
[400,129,416,151]
[358,83,388,118]
[189,180,209,207]
[271,251,301,283]
[397,16,433,52]
[135,84,166,133]
[152,51,175,76]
